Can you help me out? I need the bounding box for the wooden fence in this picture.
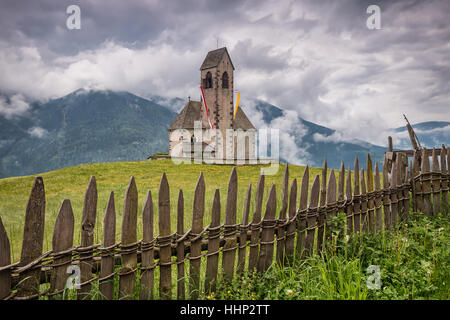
[0,147,448,300]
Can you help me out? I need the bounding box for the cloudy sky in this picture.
[0,0,449,148]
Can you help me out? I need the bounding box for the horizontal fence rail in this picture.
[0,147,448,300]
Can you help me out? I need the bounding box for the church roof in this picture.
[200,47,235,70]
[169,100,255,131]
[168,101,207,130]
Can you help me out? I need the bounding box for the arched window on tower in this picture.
[203,72,212,89]
[222,72,229,89]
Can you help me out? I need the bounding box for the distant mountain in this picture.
[394,121,450,150]
[251,100,387,169]
[0,89,176,178]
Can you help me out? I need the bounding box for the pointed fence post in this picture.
[276,165,289,265]
[367,154,376,232]
[205,189,221,293]
[396,159,404,223]
[403,166,410,224]
[360,169,369,232]
[140,190,155,300]
[285,179,297,259]
[175,190,185,300]
[382,158,391,229]
[296,167,309,258]
[337,162,345,239]
[345,167,353,235]
[119,177,138,300]
[431,148,441,216]
[158,173,172,300]
[390,161,399,228]
[18,176,45,298]
[257,185,277,273]
[421,148,432,215]
[412,151,422,213]
[237,183,251,274]
[0,216,11,299]
[316,160,327,253]
[353,157,361,233]
[78,176,97,300]
[374,163,383,232]
[50,199,75,299]
[222,168,238,282]
[305,175,320,256]
[248,173,264,272]
[99,192,116,300]
[189,173,205,299]
[325,170,337,243]
[441,145,448,213]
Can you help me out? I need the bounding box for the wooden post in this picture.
[0,216,11,299]
[18,176,45,298]
[382,159,391,229]
[189,173,205,300]
[78,176,97,300]
[205,189,221,293]
[284,179,297,259]
[367,154,376,232]
[390,161,399,228]
[119,177,138,300]
[325,170,337,242]
[248,173,264,272]
[276,165,289,265]
[374,163,383,232]
[140,190,155,300]
[396,159,404,223]
[360,169,369,232]
[237,184,251,274]
[158,173,172,300]
[257,185,277,272]
[421,148,432,216]
[305,175,320,256]
[316,159,327,253]
[100,192,116,300]
[412,151,422,213]
[441,145,448,213]
[337,162,345,239]
[345,167,353,235]
[222,167,238,282]
[353,157,361,233]
[50,199,75,299]
[431,148,441,216]
[403,167,410,224]
[296,167,309,259]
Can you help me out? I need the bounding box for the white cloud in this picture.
[0,94,30,119]
[28,126,48,138]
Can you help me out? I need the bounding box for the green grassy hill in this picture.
[0,159,327,262]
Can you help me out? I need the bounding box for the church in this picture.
[168,47,256,163]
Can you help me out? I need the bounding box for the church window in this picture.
[222,72,229,88]
[204,72,212,89]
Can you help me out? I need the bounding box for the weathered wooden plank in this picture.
[431,148,441,216]
[222,167,238,282]
[296,166,309,258]
[284,178,297,259]
[337,162,345,239]
[396,159,405,223]
[305,175,320,256]
[205,189,221,293]
[360,169,369,232]
[237,183,251,274]
[441,145,448,213]
[158,173,172,300]
[382,159,392,229]
[50,199,74,299]
[353,157,361,233]
[346,167,353,235]
[0,215,11,299]
[140,190,155,300]
[403,166,410,224]
[367,154,376,232]
[325,170,337,243]
[412,151,422,213]
[189,173,205,299]
[257,185,277,272]
[390,161,399,228]
[100,192,116,300]
[316,159,327,253]
[374,162,383,232]
[174,190,185,300]
[276,165,289,265]
[248,173,264,272]
[421,148,432,216]
[119,177,138,300]
[18,176,45,297]
[78,176,97,300]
